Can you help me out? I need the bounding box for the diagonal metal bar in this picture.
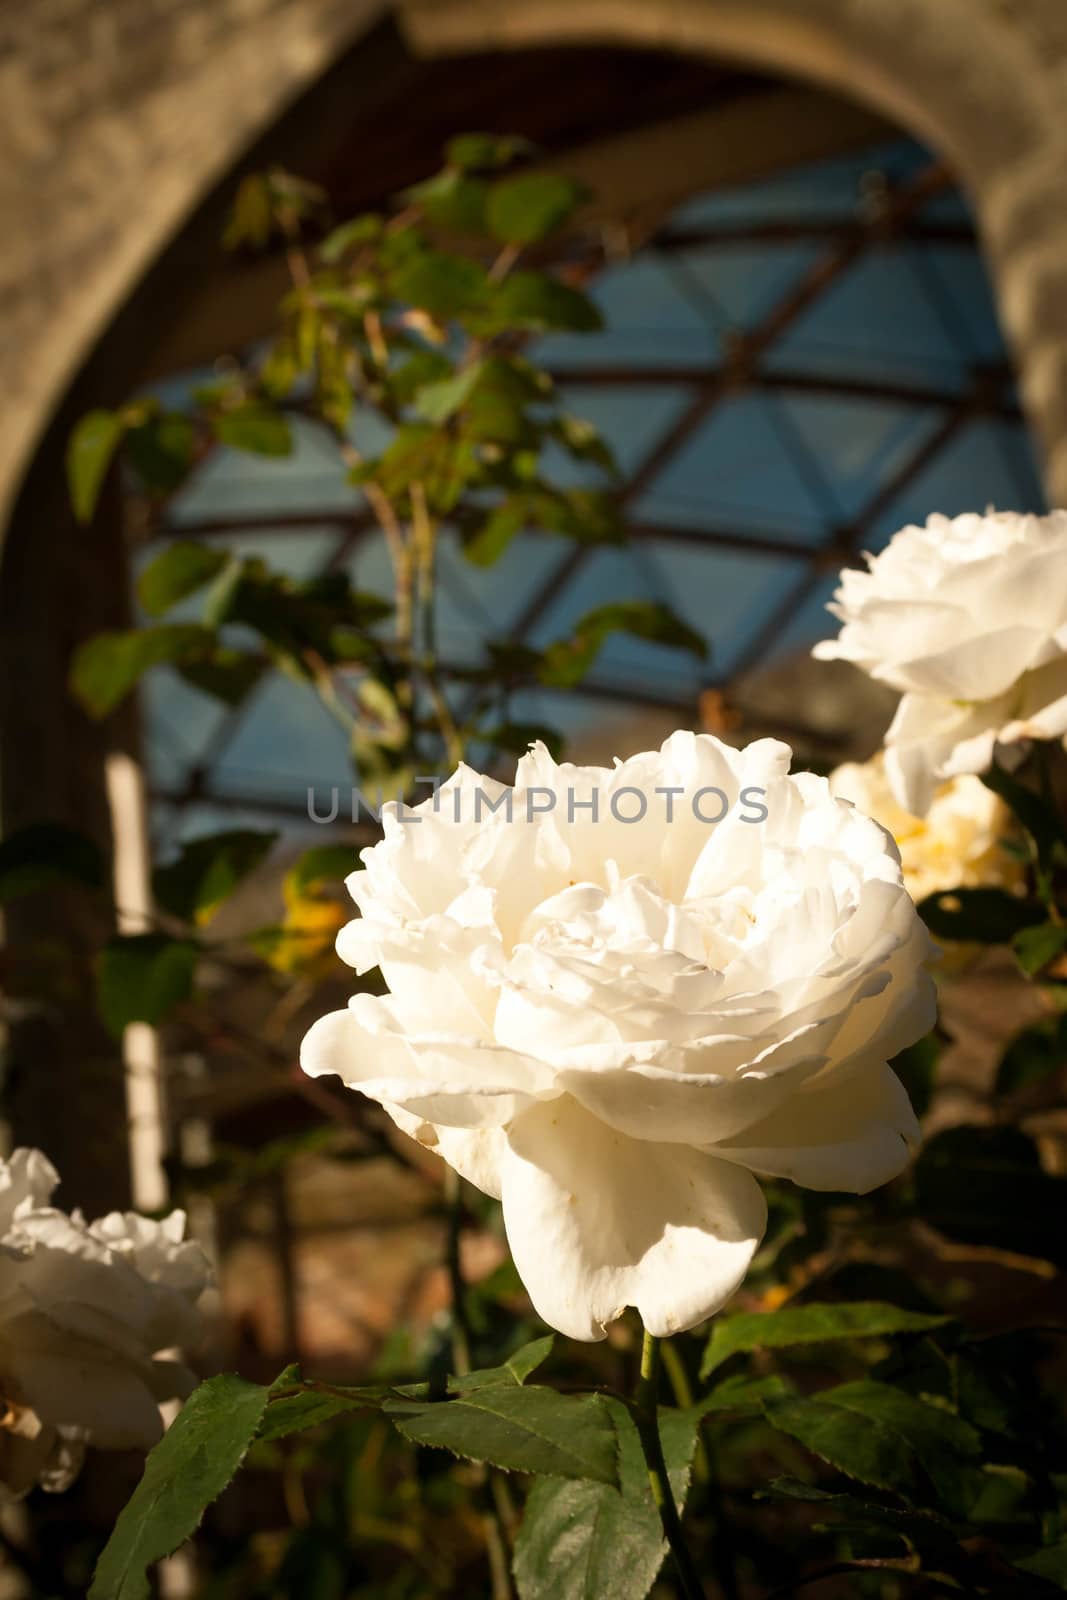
[724,388,982,684]
[507,162,955,654]
[617,520,818,560]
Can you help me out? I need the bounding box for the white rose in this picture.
[301,733,935,1342]
[828,752,1024,907]
[0,1149,211,1496]
[813,511,1067,815]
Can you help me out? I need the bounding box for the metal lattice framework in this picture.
[147,150,1036,833]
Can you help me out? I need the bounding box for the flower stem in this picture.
[633,1328,705,1599]
[443,1167,514,1599]
[659,1337,711,1487]
[443,1164,472,1378]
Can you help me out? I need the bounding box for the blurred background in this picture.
[4,3,1067,1595]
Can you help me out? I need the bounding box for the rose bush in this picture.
[828,751,1023,906]
[0,1148,210,1496]
[301,732,936,1342]
[813,510,1067,815]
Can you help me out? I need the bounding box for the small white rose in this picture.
[813,511,1067,815]
[0,1150,211,1497]
[301,733,936,1342]
[828,752,1024,907]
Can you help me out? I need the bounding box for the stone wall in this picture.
[0,0,383,530]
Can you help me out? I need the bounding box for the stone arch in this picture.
[404,0,1067,501]
[0,0,383,533]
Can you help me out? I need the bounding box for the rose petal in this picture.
[499,1097,767,1340]
[712,1061,919,1192]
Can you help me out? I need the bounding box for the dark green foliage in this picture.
[97,933,199,1036]
[0,822,105,901]
[152,829,278,923]
[89,1376,271,1600]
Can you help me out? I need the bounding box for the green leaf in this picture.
[223,175,275,250]
[465,498,527,566]
[549,414,619,474]
[483,271,602,334]
[202,562,388,665]
[387,250,488,318]
[997,1013,1067,1095]
[693,1373,794,1418]
[764,1380,981,1516]
[97,934,199,1037]
[759,1479,960,1562]
[388,348,455,405]
[455,1335,555,1392]
[487,172,587,244]
[257,1375,389,1444]
[0,823,105,902]
[467,487,624,564]
[890,1034,941,1119]
[125,412,197,495]
[374,424,480,514]
[88,1374,269,1600]
[285,844,365,898]
[382,1386,618,1483]
[915,1124,1067,1266]
[413,362,486,423]
[700,1301,949,1379]
[918,886,1046,944]
[1014,1540,1067,1590]
[1014,921,1067,976]
[153,829,277,925]
[513,1399,697,1600]
[176,649,263,707]
[541,601,707,689]
[318,214,382,263]
[213,404,292,457]
[403,169,489,233]
[983,761,1064,871]
[67,410,125,523]
[256,1390,370,1443]
[198,554,245,629]
[445,133,533,172]
[396,1337,556,1402]
[71,625,213,716]
[137,542,229,618]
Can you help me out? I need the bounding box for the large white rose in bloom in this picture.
[812,511,1067,816]
[828,752,1024,906]
[302,733,936,1342]
[0,1149,210,1496]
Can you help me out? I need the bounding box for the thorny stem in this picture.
[634,1330,705,1600]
